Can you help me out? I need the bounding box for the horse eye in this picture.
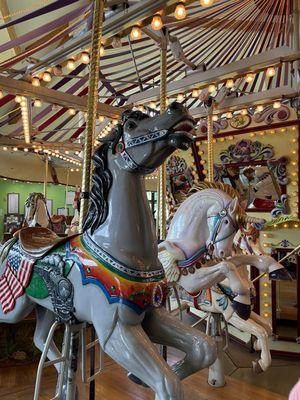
[224,219,229,224]
[127,121,137,130]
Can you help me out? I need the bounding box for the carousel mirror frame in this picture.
[213,139,289,214]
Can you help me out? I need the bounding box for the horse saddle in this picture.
[14,227,69,259]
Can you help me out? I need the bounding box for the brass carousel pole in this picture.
[207,103,214,182]
[79,0,104,232]
[157,44,167,240]
[43,155,48,198]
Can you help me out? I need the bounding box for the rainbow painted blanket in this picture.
[67,235,167,314]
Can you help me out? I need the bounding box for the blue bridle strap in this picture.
[177,206,237,269]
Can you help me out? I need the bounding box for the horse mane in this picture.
[25,192,46,207]
[83,143,113,233]
[83,109,151,233]
[188,182,246,215]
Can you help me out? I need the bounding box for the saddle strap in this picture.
[0,237,18,266]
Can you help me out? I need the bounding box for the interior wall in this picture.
[0,180,75,239]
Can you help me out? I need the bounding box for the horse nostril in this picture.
[219,250,225,257]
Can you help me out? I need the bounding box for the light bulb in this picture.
[13,147,18,152]
[0,89,3,99]
[130,26,142,40]
[192,89,199,97]
[208,84,216,93]
[99,115,105,122]
[151,14,163,30]
[177,93,184,102]
[200,0,214,6]
[100,44,105,57]
[80,51,90,64]
[34,99,42,107]
[69,107,76,115]
[241,109,248,115]
[15,95,22,103]
[226,112,233,119]
[149,101,156,109]
[67,58,76,71]
[245,73,255,83]
[212,115,218,121]
[3,146,7,151]
[138,105,145,112]
[53,65,62,76]
[266,66,276,77]
[32,77,40,87]
[42,71,51,82]
[256,105,264,113]
[24,148,28,152]
[273,101,281,109]
[174,2,186,20]
[225,79,234,89]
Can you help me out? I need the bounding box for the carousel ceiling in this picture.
[0,0,298,178]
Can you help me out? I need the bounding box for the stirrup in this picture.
[81,325,104,384]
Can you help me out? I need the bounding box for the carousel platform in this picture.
[0,356,285,400]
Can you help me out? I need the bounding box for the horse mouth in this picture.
[168,119,195,150]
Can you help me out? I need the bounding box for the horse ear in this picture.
[228,197,239,214]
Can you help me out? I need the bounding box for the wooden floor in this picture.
[0,355,285,400]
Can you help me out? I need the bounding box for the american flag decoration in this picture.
[0,243,34,314]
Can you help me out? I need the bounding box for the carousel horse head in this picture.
[24,192,50,228]
[84,102,195,233]
[166,182,266,260]
[103,101,195,174]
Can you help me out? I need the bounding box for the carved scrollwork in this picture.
[219,139,274,164]
[198,118,228,135]
[253,104,290,125]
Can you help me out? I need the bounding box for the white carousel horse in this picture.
[193,224,277,374]
[24,192,50,228]
[159,186,271,321]
[1,104,235,400]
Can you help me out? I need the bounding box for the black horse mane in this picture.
[83,109,149,233]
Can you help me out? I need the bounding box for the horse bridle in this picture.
[177,203,238,268]
[115,124,171,173]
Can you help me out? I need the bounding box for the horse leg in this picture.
[250,311,272,336]
[229,313,271,373]
[93,318,183,400]
[0,294,34,324]
[143,307,217,380]
[187,261,251,320]
[33,305,62,373]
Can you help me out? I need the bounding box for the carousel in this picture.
[0,1,299,400]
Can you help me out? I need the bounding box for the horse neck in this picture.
[90,162,160,271]
[34,199,49,228]
[167,196,216,258]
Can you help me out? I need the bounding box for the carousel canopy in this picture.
[0,0,298,183]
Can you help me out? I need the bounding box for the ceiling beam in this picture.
[0,135,82,151]
[190,86,298,118]
[0,0,21,55]
[27,0,195,74]
[0,76,124,118]
[127,46,300,104]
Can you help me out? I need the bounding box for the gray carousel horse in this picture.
[0,103,221,400]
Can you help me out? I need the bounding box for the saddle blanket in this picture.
[67,235,168,314]
[0,242,34,313]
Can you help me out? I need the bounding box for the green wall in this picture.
[0,180,75,240]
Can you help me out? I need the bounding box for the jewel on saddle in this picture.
[67,235,167,314]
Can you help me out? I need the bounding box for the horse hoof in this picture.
[269,269,292,281]
[232,301,251,320]
[127,373,149,387]
[252,360,264,374]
